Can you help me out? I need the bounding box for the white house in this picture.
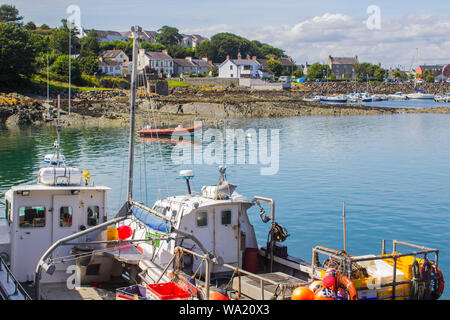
[180,34,208,49]
[98,50,130,76]
[137,49,174,76]
[173,57,211,76]
[218,55,262,78]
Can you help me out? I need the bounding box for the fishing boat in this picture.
[404,90,435,100]
[387,92,406,100]
[302,96,322,102]
[0,26,445,301]
[434,94,450,102]
[138,124,202,137]
[319,95,348,103]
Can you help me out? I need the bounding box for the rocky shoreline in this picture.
[1,82,450,128]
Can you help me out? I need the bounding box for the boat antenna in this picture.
[127,25,141,202]
[343,201,347,252]
[54,95,63,167]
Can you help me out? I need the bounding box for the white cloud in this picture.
[235,13,450,68]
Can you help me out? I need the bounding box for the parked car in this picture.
[416,79,425,84]
[278,76,290,83]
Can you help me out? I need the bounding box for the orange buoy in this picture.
[292,287,315,300]
[314,287,336,300]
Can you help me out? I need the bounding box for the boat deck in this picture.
[39,283,117,300]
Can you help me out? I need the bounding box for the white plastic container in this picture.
[38,167,82,186]
[358,259,405,289]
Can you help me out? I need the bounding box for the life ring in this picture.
[338,275,358,300]
[430,261,445,300]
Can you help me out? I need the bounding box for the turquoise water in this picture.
[1,113,450,299]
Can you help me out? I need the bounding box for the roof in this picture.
[418,64,444,70]
[99,50,127,59]
[145,51,173,60]
[94,30,122,39]
[231,59,257,66]
[173,58,196,67]
[258,58,296,67]
[329,56,358,65]
[192,59,210,67]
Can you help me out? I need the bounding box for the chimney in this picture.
[246,54,251,60]
[237,52,242,60]
[270,56,275,60]
[226,54,230,60]
[162,49,168,54]
[202,57,208,62]
[252,56,257,60]
[185,56,192,62]
[208,60,213,65]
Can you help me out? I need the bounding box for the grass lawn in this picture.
[167,80,190,87]
[30,74,118,93]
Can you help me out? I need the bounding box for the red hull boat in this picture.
[138,124,202,137]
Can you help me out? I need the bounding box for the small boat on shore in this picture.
[320,95,348,103]
[387,92,406,100]
[434,94,450,102]
[302,96,322,102]
[138,124,202,137]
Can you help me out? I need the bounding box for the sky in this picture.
[4,0,450,68]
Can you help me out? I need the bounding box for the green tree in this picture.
[0,4,23,24]
[0,22,35,84]
[140,41,165,52]
[292,69,304,78]
[266,59,283,77]
[422,70,435,83]
[307,63,331,80]
[51,55,82,84]
[24,21,37,30]
[392,70,407,80]
[78,56,99,75]
[40,24,50,30]
[50,20,79,55]
[80,30,100,57]
[195,40,213,59]
[156,25,182,47]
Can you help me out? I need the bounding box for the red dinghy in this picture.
[138,124,202,137]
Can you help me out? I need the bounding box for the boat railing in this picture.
[171,246,309,300]
[0,255,32,300]
[312,240,439,300]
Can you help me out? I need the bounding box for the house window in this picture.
[87,206,99,226]
[59,206,73,227]
[230,74,233,78]
[196,211,208,227]
[221,210,232,225]
[230,65,233,70]
[19,206,45,228]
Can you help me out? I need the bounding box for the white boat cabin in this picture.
[3,160,110,283]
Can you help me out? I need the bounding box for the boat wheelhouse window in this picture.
[153,205,167,215]
[171,210,178,219]
[19,206,45,228]
[59,206,73,227]
[196,211,208,227]
[87,206,99,226]
[221,210,232,225]
[5,200,11,222]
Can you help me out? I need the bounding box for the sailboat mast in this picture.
[127,25,141,202]
[47,53,49,103]
[69,25,71,116]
